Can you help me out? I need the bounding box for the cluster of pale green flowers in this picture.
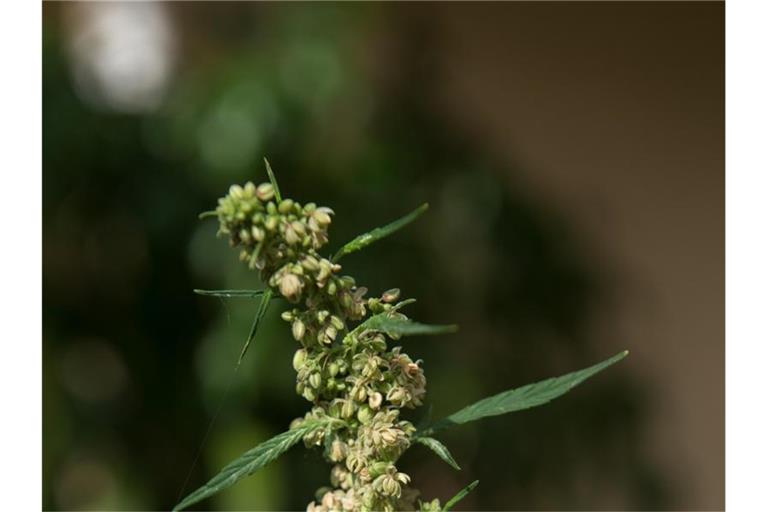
[215,182,436,512]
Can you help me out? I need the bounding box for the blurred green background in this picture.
[43,2,724,511]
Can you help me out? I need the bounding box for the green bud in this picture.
[303,202,317,214]
[341,400,355,419]
[328,362,339,377]
[251,226,265,242]
[281,310,294,322]
[303,387,316,402]
[239,228,251,244]
[309,372,322,389]
[265,215,278,231]
[256,183,274,201]
[327,280,337,296]
[229,184,244,199]
[317,310,330,323]
[357,405,374,424]
[292,319,306,341]
[278,199,294,214]
[381,288,400,303]
[330,315,345,330]
[292,349,307,371]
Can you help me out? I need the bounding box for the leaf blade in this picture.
[238,289,274,365]
[264,157,282,202]
[332,203,429,262]
[415,436,461,470]
[194,289,267,299]
[442,480,479,511]
[173,420,327,511]
[424,351,628,435]
[345,312,457,343]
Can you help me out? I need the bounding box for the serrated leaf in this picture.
[422,351,628,436]
[264,157,282,202]
[442,480,479,511]
[415,437,461,470]
[332,203,429,262]
[173,420,330,511]
[194,289,268,299]
[238,289,273,365]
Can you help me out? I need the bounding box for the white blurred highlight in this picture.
[66,2,176,113]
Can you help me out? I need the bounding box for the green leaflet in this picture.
[421,351,628,436]
[264,157,282,202]
[194,289,268,299]
[442,480,479,511]
[173,419,330,511]
[415,436,461,470]
[332,203,429,262]
[345,311,457,344]
[238,289,274,365]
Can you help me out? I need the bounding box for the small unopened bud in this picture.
[264,215,278,231]
[229,184,244,199]
[368,392,383,410]
[341,400,355,419]
[303,387,316,401]
[285,225,301,245]
[312,208,333,227]
[330,439,348,462]
[328,362,339,377]
[381,288,400,303]
[292,349,307,371]
[292,319,306,341]
[309,372,322,389]
[357,405,374,424]
[278,199,294,214]
[279,274,303,301]
[330,315,345,330]
[251,226,265,242]
[354,386,368,402]
[281,310,295,322]
[256,183,274,201]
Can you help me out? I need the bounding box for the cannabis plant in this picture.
[174,162,627,511]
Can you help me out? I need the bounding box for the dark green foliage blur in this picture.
[43,3,669,510]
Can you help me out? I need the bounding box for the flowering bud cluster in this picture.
[216,182,434,511]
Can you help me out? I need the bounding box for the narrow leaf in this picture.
[423,351,628,436]
[415,437,461,470]
[194,289,267,299]
[345,312,457,343]
[198,210,217,219]
[442,480,479,511]
[173,420,329,511]
[238,289,273,365]
[332,203,429,262]
[264,157,282,202]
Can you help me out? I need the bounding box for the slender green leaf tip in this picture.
[415,437,461,470]
[423,350,628,436]
[198,210,217,219]
[193,289,267,299]
[442,480,480,511]
[332,203,429,262]
[264,157,282,203]
[238,289,274,365]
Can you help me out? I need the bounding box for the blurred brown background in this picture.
[43,2,723,510]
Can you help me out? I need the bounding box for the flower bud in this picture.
[264,215,278,231]
[329,439,348,462]
[381,288,400,303]
[357,405,374,424]
[328,362,339,377]
[251,226,265,242]
[303,387,316,402]
[256,183,274,201]
[330,315,345,330]
[279,273,303,301]
[278,198,294,214]
[292,349,307,371]
[292,319,306,341]
[368,392,383,410]
[229,184,244,199]
[309,372,322,389]
[341,400,355,419]
[281,310,295,322]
